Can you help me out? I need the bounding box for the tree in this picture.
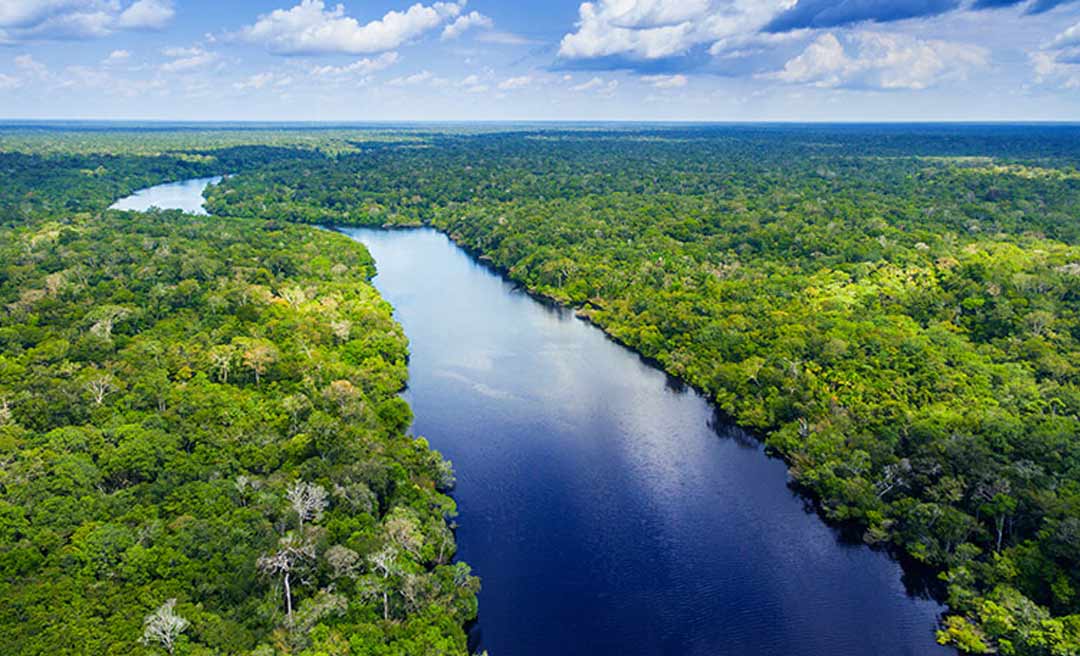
[208,344,236,384]
[240,339,278,385]
[257,534,316,625]
[82,370,118,405]
[140,599,189,655]
[286,481,328,531]
[368,545,400,621]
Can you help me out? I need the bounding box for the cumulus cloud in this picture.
[311,51,400,76]
[557,0,791,64]
[1030,50,1080,87]
[0,0,174,41]
[116,0,174,30]
[767,31,988,89]
[0,73,20,89]
[642,73,688,87]
[1029,20,1080,87]
[442,11,492,40]
[240,0,465,55]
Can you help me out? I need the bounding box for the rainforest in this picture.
[2,123,1080,655]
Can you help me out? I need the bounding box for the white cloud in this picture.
[0,0,174,41]
[497,75,532,90]
[768,31,988,90]
[1030,50,1080,88]
[160,46,219,73]
[116,0,173,30]
[389,70,436,86]
[476,31,537,46]
[0,1,89,29]
[458,73,488,92]
[240,0,464,55]
[642,73,687,88]
[161,46,201,57]
[1048,21,1080,50]
[442,11,492,40]
[15,54,48,76]
[570,76,619,93]
[102,49,131,66]
[558,0,791,61]
[311,51,399,76]
[1031,22,1080,88]
[0,73,20,89]
[233,72,275,90]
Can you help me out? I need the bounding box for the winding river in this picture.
[115,179,951,656]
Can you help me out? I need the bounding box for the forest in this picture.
[201,125,1080,655]
[2,123,1080,654]
[0,143,478,655]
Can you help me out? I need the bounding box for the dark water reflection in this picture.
[339,227,952,656]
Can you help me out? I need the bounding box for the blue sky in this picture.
[1,0,1078,121]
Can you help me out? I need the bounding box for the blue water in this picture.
[339,226,951,656]
[109,176,221,215]
[113,178,951,656]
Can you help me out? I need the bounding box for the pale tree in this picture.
[140,598,189,655]
[367,545,401,621]
[257,534,316,624]
[875,458,912,499]
[330,319,352,343]
[83,371,118,405]
[0,395,10,425]
[87,304,132,339]
[384,510,424,559]
[287,481,328,531]
[240,339,278,385]
[324,544,360,580]
[323,379,361,417]
[280,286,308,308]
[208,344,236,384]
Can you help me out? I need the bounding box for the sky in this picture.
[0,0,1078,121]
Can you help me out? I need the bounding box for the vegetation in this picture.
[204,125,1080,654]
[5,123,1080,654]
[0,155,477,654]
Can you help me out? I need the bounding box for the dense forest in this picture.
[0,144,478,654]
[200,125,1080,655]
[3,123,1080,654]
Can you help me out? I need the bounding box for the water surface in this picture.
[110,176,221,214]
[339,226,951,656]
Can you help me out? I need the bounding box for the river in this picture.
[115,180,951,656]
[109,176,222,215]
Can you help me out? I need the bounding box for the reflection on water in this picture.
[339,226,953,656]
[110,176,222,214]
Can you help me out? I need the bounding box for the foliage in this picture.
[205,124,1080,654]
[0,199,475,654]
